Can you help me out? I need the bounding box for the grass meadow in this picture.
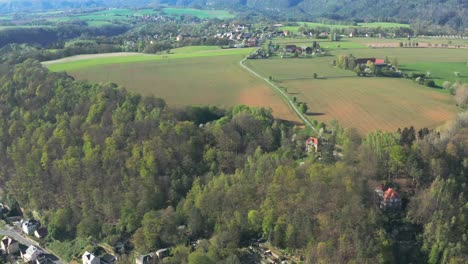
[45,47,299,122]
[280,22,410,32]
[162,8,235,19]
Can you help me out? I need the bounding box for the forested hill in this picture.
[0,0,466,30]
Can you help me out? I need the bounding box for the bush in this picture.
[442,81,452,90]
[424,79,436,88]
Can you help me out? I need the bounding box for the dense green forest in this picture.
[0,60,466,263]
[0,0,466,30]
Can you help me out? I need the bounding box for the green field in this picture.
[162,8,235,19]
[272,39,367,49]
[46,47,255,72]
[280,22,410,32]
[49,8,160,26]
[45,47,299,122]
[400,62,468,86]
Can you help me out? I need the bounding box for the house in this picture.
[283,45,297,53]
[306,137,319,153]
[82,251,100,264]
[156,248,169,259]
[176,34,191,42]
[22,219,40,235]
[380,188,402,210]
[35,255,55,264]
[1,236,19,254]
[21,245,43,262]
[374,59,387,66]
[349,31,357,38]
[136,253,155,264]
[356,58,376,65]
[34,228,48,239]
[100,253,116,264]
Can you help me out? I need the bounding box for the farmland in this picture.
[280,22,410,32]
[45,47,300,122]
[246,47,462,133]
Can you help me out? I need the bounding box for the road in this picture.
[0,224,65,264]
[239,57,318,133]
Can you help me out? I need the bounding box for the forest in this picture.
[0,0,466,30]
[0,60,466,263]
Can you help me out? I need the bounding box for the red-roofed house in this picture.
[380,188,401,210]
[375,59,386,66]
[306,137,319,153]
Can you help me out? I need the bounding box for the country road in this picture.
[0,224,64,264]
[239,57,318,133]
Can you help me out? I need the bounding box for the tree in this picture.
[299,103,308,114]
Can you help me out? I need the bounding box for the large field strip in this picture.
[247,56,460,133]
[45,47,255,72]
[284,78,459,133]
[45,49,300,122]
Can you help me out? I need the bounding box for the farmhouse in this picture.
[306,137,319,153]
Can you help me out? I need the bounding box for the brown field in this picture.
[68,55,300,122]
[284,78,459,134]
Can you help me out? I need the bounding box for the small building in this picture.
[82,251,100,264]
[22,245,43,262]
[356,58,376,65]
[380,188,402,210]
[34,228,48,239]
[306,137,319,153]
[136,253,155,264]
[22,219,40,235]
[100,253,116,264]
[156,248,169,259]
[35,255,55,264]
[176,34,191,42]
[1,236,19,254]
[283,45,297,53]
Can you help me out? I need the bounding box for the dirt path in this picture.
[240,57,317,132]
[41,52,149,65]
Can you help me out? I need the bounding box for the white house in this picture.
[82,251,100,264]
[22,245,43,262]
[22,219,40,235]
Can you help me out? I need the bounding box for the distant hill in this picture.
[0,0,466,30]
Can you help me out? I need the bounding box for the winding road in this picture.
[0,224,64,264]
[239,57,318,133]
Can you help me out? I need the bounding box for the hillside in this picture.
[0,0,466,30]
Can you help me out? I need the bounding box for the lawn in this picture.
[271,39,366,49]
[162,8,235,19]
[400,62,468,86]
[45,48,299,122]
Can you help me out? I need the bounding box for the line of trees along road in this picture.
[0,60,466,263]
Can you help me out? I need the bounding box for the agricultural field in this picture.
[285,78,457,133]
[247,53,460,133]
[45,47,299,122]
[280,22,410,32]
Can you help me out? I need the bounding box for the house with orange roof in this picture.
[306,137,319,153]
[380,188,401,210]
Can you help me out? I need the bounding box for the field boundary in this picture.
[240,57,317,132]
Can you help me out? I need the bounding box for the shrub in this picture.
[442,81,452,90]
[424,79,436,88]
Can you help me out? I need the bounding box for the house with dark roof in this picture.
[34,228,48,239]
[283,45,297,53]
[100,253,116,264]
[136,253,155,264]
[1,236,19,254]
